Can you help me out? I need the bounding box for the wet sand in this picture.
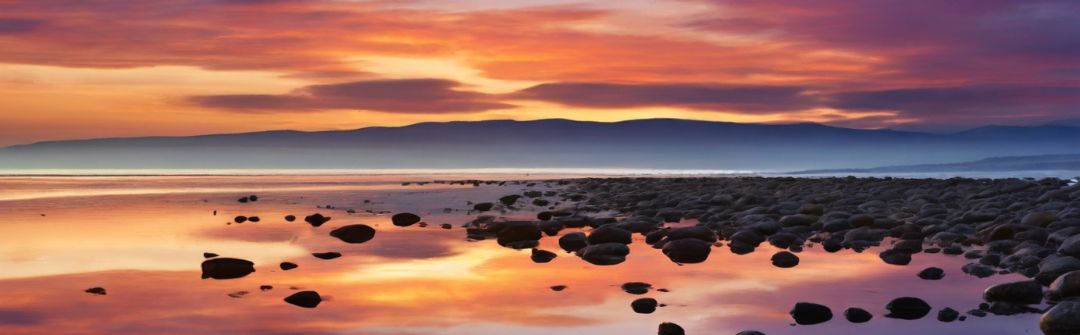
[0,175,1060,334]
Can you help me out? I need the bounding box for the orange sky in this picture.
[1,0,1078,146]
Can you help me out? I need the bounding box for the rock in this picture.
[885,297,931,320]
[588,225,633,245]
[736,331,765,335]
[234,216,247,223]
[1023,211,1057,227]
[790,302,833,325]
[441,223,453,229]
[937,307,959,322]
[1041,300,1080,335]
[844,307,872,323]
[779,214,819,227]
[770,251,800,268]
[666,226,718,243]
[284,215,296,222]
[983,280,1043,305]
[304,213,331,227]
[248,216,260,223]
[1059,235,1080,257]
[499,195,522,206]
[203,252,219,259]
[879,249,912,265]
[918,267,945,280]
[391,213,422,227]
[201,258,255,279]
[631,298,658,314]
[283,291,321,308]
[580,243,630,265]
[279,262,298,270]
[550,285,567,291]
[662,238,712,264]
[962,263,996,278]
[1048,270,1080,301]
[559,232,588,253]
[987,301,1041,315]
[657,322,684,335]
[329,224,376,244]
[260,285,273,291]
[496,222,542,249]
[1037,256,1080,285]
[531,249,557,263]
[537,211,553,220]
[85,287,106,295]
[473,202,495,211]
[312,252,341,260]
[622,282,652,295]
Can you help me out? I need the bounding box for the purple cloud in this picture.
[0,18,43,33]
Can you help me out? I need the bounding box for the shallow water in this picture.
[0,176,1043,334]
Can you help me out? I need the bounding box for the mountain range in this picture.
[2,118,1078,171]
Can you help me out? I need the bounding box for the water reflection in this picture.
[0,176,1041,334]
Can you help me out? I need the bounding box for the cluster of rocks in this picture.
[455,176,1080,334]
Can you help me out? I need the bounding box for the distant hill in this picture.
[1,118,1079,171]
[791,154,1080,175]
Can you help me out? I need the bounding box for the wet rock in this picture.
[790,302,833,325]
[632,298,659,314]
[666,226,718,243]
[1037,256,1080,285]
[580,243,630,265]
[537,211,553,221]
[203,252,219,259]
[770,251,800,268]
[736,331,765,335]
[1059,235,1080,257]
[441,223,453,229]
[1041,300,1080,335]
[304,213,331,227]
[622,282,652,295]
[937,307,959,322]
[588,225,633,245]
[1023,211,1057,227]
[662,238,712,264]
[284,215,296,222]
[532,198,550,206]
[879,249,912,266]
[531,249,557,263]
[987,301,1041,315]
[559,232,588,253]
[918,267,945,280]
[496,222,542,249]
[844,307,872,323]
[280,262,298,270]
[234,216,247,223]
[646,229,668,245]
[329,224,376,244]
[391,213,422,227]
[658,322,684,335]
[983,280,1043,305]
[201,258,255,279]
[499,195,522,206]
[1048,270,1080,301]
[247,216,261,223]
[473,202,495,212]
[962,263,996,278]
[284,291,321,308]
[312,252,342,260]
[260,285,273,291]
[885,297,931,320]
[550,285,567,292]
[85,287,106,295]
[779,214,819,227]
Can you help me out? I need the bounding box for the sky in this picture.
[0,0,1078,146]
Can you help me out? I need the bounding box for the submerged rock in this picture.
[622,282,652,295]
[657,322,684,335]
[938,307,960,322]
[201,258,255,279]
[790,302,833,325]
[329,224,376,244]
[473,202,495,212]
[391,213,422,227]
[844,307,872,323]
[531,249,557,263]
[770,251,800,268]
[885,297,931,320]
[304,213,331,227]
[284,291,322,308]
[917,267,945,280]
[496,222,542,249]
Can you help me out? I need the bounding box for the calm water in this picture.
[0,175,1043,334]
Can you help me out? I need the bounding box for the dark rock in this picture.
[580,243,630,265]
[658,322,684,335]
[937,307,959,322]
[473,202,495,211]
[284,291,321,308]
[499,195,522,206]
[304,213,331,227]
[260,285,273,291]
[962,262,996,278]
[1048,270,1080,301]
[537,211,553,221]
[559,232,588,253]
[1041,300,1080,335]
[234,216,247,223]
[983,280,1043,305]
[790,302,833,325]
[247,216,260,223]
[879,249,912,265]
[329,224,376,244]
[531,249,557,263]
[1037,256,1080,285]
[441,223,453,229]
[885,297,931,320]
[632,298,659,314]
[662,238,712,264]
[666,226,718,243]
[312,252,342,260]
[284,215,296,222]
[280,262,298,270]
[203,252,219,259]
[770,251,800,268]
[736,331,765,335]
[496,222,542,249]
[550,285,567,291]
[391,213,422,227]
[918,267,945,280]
[588,225,633,245]
[85,287,106,295]
[622,282,652,295]
[201,258,255,279]
[844,307,872,323]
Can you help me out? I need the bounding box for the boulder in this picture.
[200,258,255,279]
